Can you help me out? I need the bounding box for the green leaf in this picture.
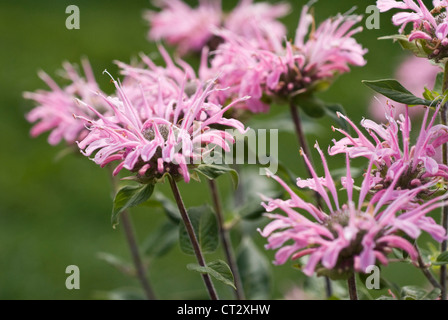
[96,252,134,276]
[324,104,349,132]
[293,94,326,118]
[142,220,178,258]
[238,201,267,221]
[238,190,283,221]
[248,111,323,135]
[433,72,444,93]
[187,260,236,290]
[193,164,239,189]
[153,192,181,223]
[422,288,442,300]
[362,79,435,106]
[376,295,395,300]
[179,205,219,255]
[400,286,440,300]
[277,161,299,187]
[236,237,271,300]
[423,87,437,101]
[379,34,430,58]
[433,251,448,265]
[112,183,155,227]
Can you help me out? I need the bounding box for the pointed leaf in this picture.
[422,288,441,300]
[112,183,155,227]
[97,252,134,276]
[293,94,326,118]
[400,286,440,300]
[187,260,236,290]
[379,34,430,58]
[153,192,181,223]
[433,251,448,265]
[236,237,271,299]
[193,164,239,189]
[324,104,349,132]
[362,79,435,106]
[142,220,178,258]
[433,72,444,93]
[179,205,218,255]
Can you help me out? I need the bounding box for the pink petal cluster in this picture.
[259,144,447,277]
[377,0,448,60]
[369,55,441,121]
[330,102,448,198]
[202,5,367,113]
[145,0,289,56]
[24,60,108,146]
[76,72,248,183]
[116,45,199,120]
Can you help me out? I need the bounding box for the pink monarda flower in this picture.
[369,55,441,121]
[115,45,200,120]
[330,102,448,201]
[259,144,447,278]
[76,75,248,184]
[24,60,108,146]
[377,0,448,61]
[145,0,289,56]
[202,5,367,113]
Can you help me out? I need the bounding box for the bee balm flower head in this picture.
[145,0,289,56]
[76,73,248,184]
[330,102,448,203]
[377,0,448,61]
[259,144,447,279]
[203,5,367,113]
[24,60,109,146]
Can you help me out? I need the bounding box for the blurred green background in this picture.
[0,0,437,300]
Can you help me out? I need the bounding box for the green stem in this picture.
[208,180,245,300]
[120,211,157,300]
[168,176,219,300]
[439,62,448,300]
[347,274,358,300]
[289,101,333,298]
[415,245,442,290]
[109,172,156,300]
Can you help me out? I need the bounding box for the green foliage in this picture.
[142,219,178,259]
[379,35,431,58]
[324,103,350,132]
[293,94,326,118]
[236,237,271,300]
[362,79,436,106]
[187,260,236,290]
[193,164,239,189]
[178,205,219,255]
[433,251,448,266]
[377,286,441,300]
[112,183,155,227]
[97,252,134,276]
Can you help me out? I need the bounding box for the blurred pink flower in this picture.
[259,144,447,278]
[369,55,441,121]
[24,60,109,146]
[330,101,448,206]
[145,0,289,56]
[76,75,248,183]
[202,5,367,113]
